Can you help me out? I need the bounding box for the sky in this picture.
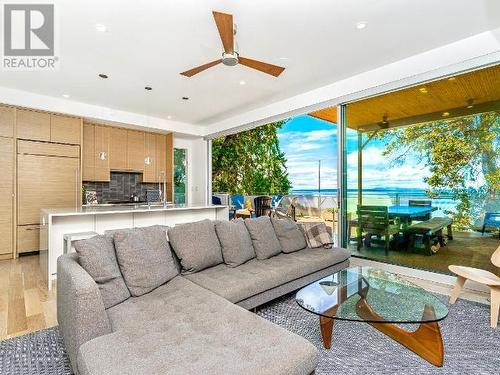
[277,115,430,191]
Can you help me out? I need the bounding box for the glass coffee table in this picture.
[296,266,448,367]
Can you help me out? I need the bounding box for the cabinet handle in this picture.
[26,226,41,231]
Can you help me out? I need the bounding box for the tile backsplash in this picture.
[83,172,160,204]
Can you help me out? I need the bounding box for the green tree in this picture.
[376,112,499,230]
[212,120,292,195]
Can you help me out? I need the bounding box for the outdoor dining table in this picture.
[388,205,438,227]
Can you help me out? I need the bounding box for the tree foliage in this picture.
[212,120,292,195]
[376,112,499,229]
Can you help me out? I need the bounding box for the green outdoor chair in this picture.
[357,205,400,255]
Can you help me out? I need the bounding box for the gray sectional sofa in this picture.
[57,216,350,375]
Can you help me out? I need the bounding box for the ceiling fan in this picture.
[180,11,285,78]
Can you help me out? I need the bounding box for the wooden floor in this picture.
[0,253,57,341]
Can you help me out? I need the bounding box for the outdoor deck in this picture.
[349,231,500,277]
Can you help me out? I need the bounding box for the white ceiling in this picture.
[1,0,499,129]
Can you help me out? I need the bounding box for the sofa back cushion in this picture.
[74,235,130,309]
[215,220,255,267]
[168,219,223,274]
[271,218,307,253]
[113,225,178,296]
[244,216,282,259]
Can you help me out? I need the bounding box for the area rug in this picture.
[0,294,498,374]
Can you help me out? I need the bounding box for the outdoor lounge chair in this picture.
[449,244,500,328]
[482,212,500,238]
[254,195,273,217]
[357,205,400,255]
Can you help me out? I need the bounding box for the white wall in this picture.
[173,136,208,205]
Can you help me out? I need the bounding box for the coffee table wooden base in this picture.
[318,301,444,367]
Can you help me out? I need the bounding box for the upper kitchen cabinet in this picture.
[109,127,127,170]
[0,104,15,138]
[50,114,81,145]
[82,123,110,182]
[127,130,145,171]
[143,132,157,183]
[16,109,51,141]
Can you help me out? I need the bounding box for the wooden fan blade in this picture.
[212,11,234,54]
[239,57,285,77]
[180,60,221,77]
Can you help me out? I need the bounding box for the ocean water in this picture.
[290,188,458,215]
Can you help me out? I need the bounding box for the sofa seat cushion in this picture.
[168,219,223,274]
[112,226,178,296]
[184,247,351,303]
[80,277,318,375]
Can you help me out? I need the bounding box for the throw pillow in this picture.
[215,219,255,267]
[167,219,223,274]
[244,216,282,259]
[74,235,130,309]
[271,217,307,253]
[113,225,178,296]
[298,222,334,249]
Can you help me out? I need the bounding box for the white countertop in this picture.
[41,204,228,217]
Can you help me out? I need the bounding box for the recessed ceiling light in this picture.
[95,24,107,33]
[356,21,368,30]
[182,96,189,100]
[419,87,428,94]
[279,57,289,60]
[62,94,70,98]
[144,86,152,91]
[98,73,108,79]
[167,115,172,120]
[442,112,450,117]
[239,80,246,85]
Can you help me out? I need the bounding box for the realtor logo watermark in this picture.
[3,3,59,70]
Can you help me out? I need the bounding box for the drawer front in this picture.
[17,140,80,158]
[17,225,41,253]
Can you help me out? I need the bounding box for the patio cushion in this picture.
[74,235,130,309]
[184,247,351,303]
[271,217,307,253]
[244,216,282,259]
[215,220,256,267]
[168,219,223,274]
[112,226,178,296]
[90,277,318,375]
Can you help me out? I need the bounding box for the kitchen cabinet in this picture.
[156,134,167,182]
[127,130,145,171]
[109,127,127,170]
[50,114,81,145]
[83,123,110,181]
[0,137,14,258]
[16,109,51,141]
[0,104,15,138]
[94,125,110,181]
[17,225,40,254]
[17,140,80,229]
[143,133,157,183]
[82,123,95,181]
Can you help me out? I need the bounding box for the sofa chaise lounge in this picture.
[57,217,350,375]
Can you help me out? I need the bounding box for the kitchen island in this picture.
[40,204,229,289]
